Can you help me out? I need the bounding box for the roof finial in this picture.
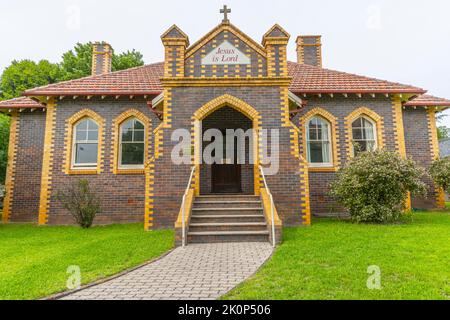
[220,5,231,23]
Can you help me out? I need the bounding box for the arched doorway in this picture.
[192,94,261,196]
[201,106,253,194]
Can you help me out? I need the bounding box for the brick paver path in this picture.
[61,242,273,300]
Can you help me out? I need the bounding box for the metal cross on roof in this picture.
[220,5,231,23]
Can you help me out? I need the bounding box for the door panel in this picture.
[212,164,241,194]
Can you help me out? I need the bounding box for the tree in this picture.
[59,43,93,81]
[60,42,144,80]
[330,150,427,223]
[0,60,61,100]
[112,50,144,71]
[437,126,450,140]
[0,114,10,184]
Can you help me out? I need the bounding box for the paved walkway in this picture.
[61,242,273,300]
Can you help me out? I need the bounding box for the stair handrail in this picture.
[181,166,196,248]
[259,166,276,248]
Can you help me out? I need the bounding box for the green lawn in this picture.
[224,212,450,300]
[0,223,173,300]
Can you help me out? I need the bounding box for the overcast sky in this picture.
[1,0,449,125]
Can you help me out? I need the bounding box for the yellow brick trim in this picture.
[38,100,57,225]
[111,109,151,175]
[63,109,105,175]
[161,77,291,87]
[280,87,290,127]
[300,107,341,171]
[144,156,156,230]
[427,108,446,209]
[391,95,411,210]
[164,88,172,129]
[391,96,407,156]
[2,112,19,223]
[345,107,385,159]
[154,122,164,159]
[283,97,311,226]
[192,94,261,195]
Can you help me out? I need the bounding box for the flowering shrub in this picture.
[429,157,450,193]
[330,150,427,223]
[57,179,101,228]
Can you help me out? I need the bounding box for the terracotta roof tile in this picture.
[24,62,164,96]
[22,60,426,96]
[0,97,43,109]
[404,94,450,107]
[287,62,425,94]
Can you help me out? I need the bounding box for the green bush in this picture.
[429,157,450,194]
[330,150,427,223]
[56,179,101,228]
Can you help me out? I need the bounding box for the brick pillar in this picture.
[161,25,190,78]
[262,24,290,77]
[296,36,322,67]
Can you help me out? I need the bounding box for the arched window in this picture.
[72,118,99,168]
[306,116,332,166]
[351,116,377,155]
[119,118,145,168]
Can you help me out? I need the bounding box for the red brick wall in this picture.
[9,111,45,222]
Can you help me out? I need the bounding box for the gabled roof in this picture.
[287,62,426,94]
[21,61,427,97]
[404,94,450,107]
[0,97,44,109]
[185,22,267,59]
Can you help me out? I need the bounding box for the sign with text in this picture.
[202,41,251,65]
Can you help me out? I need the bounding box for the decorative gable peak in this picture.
[262,24,290,46]
[161,25,190,46]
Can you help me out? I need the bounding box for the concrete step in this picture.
[195,195,260,202]
[190,215,266,223]
[193,200,262,209]
[189,222,268,233]
[192,208,264,216]
[187,231,270,243]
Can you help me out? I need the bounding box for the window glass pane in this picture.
[308,127,317,140]
[87,120,98,130]
[76,130,87,141]
[134,130,145,142]
[121,143,144,165]
[134,120,144,130]
[352,128,363,140]
[309,142,324,163]
[320,121,329,141]
[322,142,331,163]
[352,118,362,128]
[75,143,98,164]
[77,119,88,130]
[121,129,133,142]
[365,127,374,140]
[87,130,98,141]
[122,120,134,131]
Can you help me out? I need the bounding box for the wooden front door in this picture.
[212,164,242,194]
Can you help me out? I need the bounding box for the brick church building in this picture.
[1,9,449,244]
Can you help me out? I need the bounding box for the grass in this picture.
[0,223,173,300]
[224,212,450,300]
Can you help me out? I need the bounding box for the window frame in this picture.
[118,118,146,170]
[71,118,100,169]
[306,116,334,168]
[351,115,378,155]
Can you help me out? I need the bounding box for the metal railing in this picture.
[259,166,276,248]
[181,166,196,248]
